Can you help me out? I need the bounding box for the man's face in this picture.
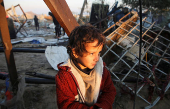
[74,40,103,69]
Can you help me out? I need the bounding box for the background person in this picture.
[34,15,39,31]
[49,12,60,38]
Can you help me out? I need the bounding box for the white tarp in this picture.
[49,23,55,29]
[21,37,45,43]
[16,29,55,38]
[45,46,69,70]
[11,37,61,44]
[11,37,45,44]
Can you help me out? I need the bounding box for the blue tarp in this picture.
[30,39,41,44]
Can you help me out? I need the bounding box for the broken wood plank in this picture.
[0,0,18,95]
[43,0,79,36]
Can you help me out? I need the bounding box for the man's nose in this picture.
[94,53,100,62]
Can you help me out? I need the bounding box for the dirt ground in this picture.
[0,27,170,109]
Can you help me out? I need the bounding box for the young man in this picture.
[48,12,60,38]
[34,15,39,31]
[56,25,116,109]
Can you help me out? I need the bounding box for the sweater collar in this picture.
[71,59,93,75]
[59,57,103,103]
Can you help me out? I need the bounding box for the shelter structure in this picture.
[6,4,28,37]
[102,10,170,109]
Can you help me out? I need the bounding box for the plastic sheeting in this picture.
[45,46,69,70]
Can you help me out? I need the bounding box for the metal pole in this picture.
[0,47,45,53]
[78,0,87,24]
[25,78,55,84]
[12,48,45,53]
[133,0,142,108]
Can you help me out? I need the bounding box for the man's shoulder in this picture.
[57,65,70,75]
[102,62,111,75]
[56,60,72,77]
[56,66,72,83]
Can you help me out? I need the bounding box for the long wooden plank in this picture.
[0,0,18,94]
[43,0,79,36]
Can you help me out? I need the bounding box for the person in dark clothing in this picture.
[0,30,2,46]
[34,15,39,31]
[0,16,16,45]
[59,25,61,35]
[63,28,65,35]
[6,16,16,39]
[59,26,66,36]
[48,12,60,38]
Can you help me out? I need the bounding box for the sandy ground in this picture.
[0,27,170,109]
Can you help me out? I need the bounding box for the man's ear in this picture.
[72,49,78,58]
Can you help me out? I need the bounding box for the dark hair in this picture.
[67,25,106,60]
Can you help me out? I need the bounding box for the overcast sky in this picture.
[4,0,122,15]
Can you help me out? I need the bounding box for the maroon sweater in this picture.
[55,61,116,109]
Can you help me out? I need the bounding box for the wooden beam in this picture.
[43,0,79,36]
[0,1,18,94]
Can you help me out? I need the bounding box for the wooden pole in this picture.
[78,0,87,24]
[43,0,79,36]
[0,0,18,95]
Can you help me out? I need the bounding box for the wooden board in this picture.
[44,0,79,36]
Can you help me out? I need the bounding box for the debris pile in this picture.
[102,11,170,108]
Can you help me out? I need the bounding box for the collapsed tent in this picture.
[102,11,170,109]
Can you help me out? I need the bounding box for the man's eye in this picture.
[99,52,101,55]
[90,53,93,55]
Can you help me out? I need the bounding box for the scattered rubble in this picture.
[1,2,170,109]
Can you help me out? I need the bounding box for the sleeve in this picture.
[55,70,98,109]
[94,66,117,109]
